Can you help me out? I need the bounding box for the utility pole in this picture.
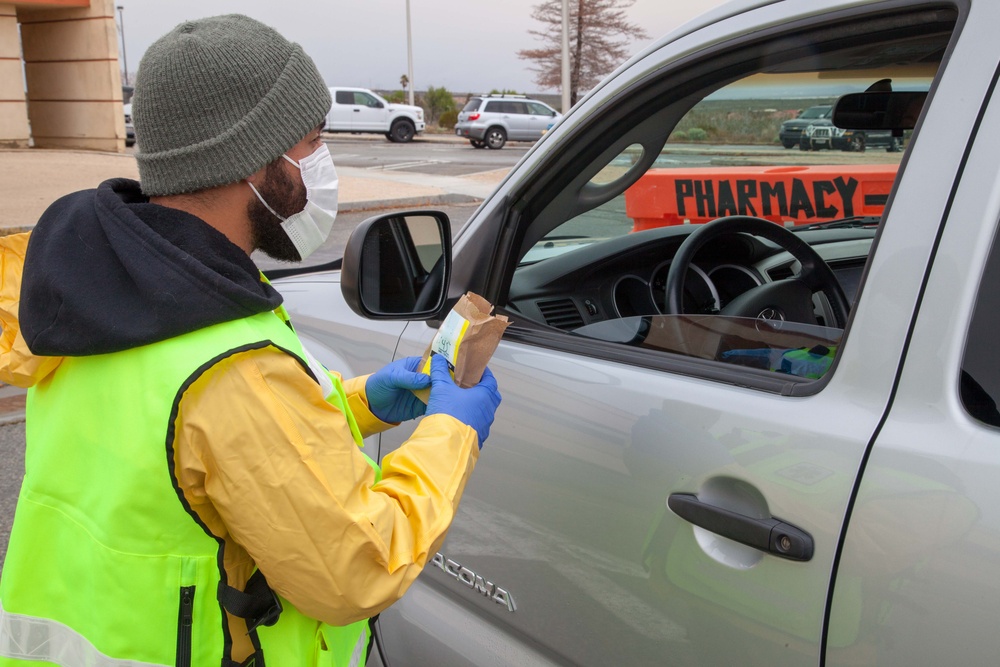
[561,0,570,114]
[406,0,415,107]
[116,5,129,86]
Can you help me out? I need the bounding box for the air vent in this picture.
[769,265,795,281]
[537,298,584,330]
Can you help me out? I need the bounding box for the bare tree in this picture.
[518,0,648,107]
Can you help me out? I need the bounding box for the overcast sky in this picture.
[116,0,730,95]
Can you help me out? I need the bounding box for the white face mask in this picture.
[247,144,339,260]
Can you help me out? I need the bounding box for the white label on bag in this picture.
[430,310,470,368]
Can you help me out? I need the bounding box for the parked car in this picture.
[802,125,901,152]
[778,104,832,148]
[455,94,561,149]
[122,85,134,147]
[271,0,1000,665]
[123,102,134,147]
[324,87,425,143]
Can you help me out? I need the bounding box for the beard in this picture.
[247,159,307,262]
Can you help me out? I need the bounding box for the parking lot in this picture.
[322,133,527,177]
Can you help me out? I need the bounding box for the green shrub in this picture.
[672,130,688,141]
[383,90,405,104]
[424,85,457,125]
[438,110,458,129]
[687,127,709,141]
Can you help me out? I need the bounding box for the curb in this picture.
[0,387,25,425]
[338,192,482,213]
[0,412,25,426]
[322,131,467,145]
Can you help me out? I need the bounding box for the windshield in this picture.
[798,105,831,119]
[527,67,929,266]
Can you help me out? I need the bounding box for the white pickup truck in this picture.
[324,87,425,143]
[273,0,1000,665]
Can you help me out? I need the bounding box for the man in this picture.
[0,14,501,667]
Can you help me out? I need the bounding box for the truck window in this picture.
[504,9,954,388]
[356,92,381,108]
[961,229,1000,426]
[334,91,353,105]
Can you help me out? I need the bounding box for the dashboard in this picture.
[506,224,876,332]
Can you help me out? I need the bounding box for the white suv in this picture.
[455,94,561,149]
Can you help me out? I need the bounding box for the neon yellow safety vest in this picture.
[0,305,370,666]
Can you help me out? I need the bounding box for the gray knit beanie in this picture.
[132,14,331,196]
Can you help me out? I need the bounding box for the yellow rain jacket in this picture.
[0,179,479,665]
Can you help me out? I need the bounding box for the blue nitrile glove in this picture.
[425,353,502,449]
[366,356,432,423]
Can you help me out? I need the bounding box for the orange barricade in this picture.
[624,164,898,231]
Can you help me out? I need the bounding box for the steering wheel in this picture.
[664,216,850,329]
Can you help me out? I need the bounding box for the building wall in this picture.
[0,4,29,148]
[17,0,125,151]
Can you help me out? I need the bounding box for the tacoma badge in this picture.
[431,553,517,612]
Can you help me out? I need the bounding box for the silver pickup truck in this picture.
[274,0,1000,664]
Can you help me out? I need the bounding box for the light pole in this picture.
[116,5,128,87]
[405,0,414,107]
[561,0,570,113]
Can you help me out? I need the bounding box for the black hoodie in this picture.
[20,178,283,357]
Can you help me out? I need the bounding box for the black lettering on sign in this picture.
[737,180,758,216]
[717,181,737,217]
[675,180,694,217]
[694,181,717,218]
[789,178,816,219]
[833,177,858,217]
[761,182,788,217]
[813,180,838,217]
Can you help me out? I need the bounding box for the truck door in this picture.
[327,90,356,130]
[351,91,389,132]
[361,3,975,666]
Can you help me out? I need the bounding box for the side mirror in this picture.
[375,101,385,109]
[341,211,452,320]
[833,91,927,131]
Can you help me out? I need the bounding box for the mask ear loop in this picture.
[246,181,287,221]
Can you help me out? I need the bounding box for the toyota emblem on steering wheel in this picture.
[755,307,786,331]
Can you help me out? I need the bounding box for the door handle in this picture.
[667,493,814,561]
[354,109,361,112]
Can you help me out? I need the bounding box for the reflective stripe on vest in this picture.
[0,600,167,666]
[348,625,367,667]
